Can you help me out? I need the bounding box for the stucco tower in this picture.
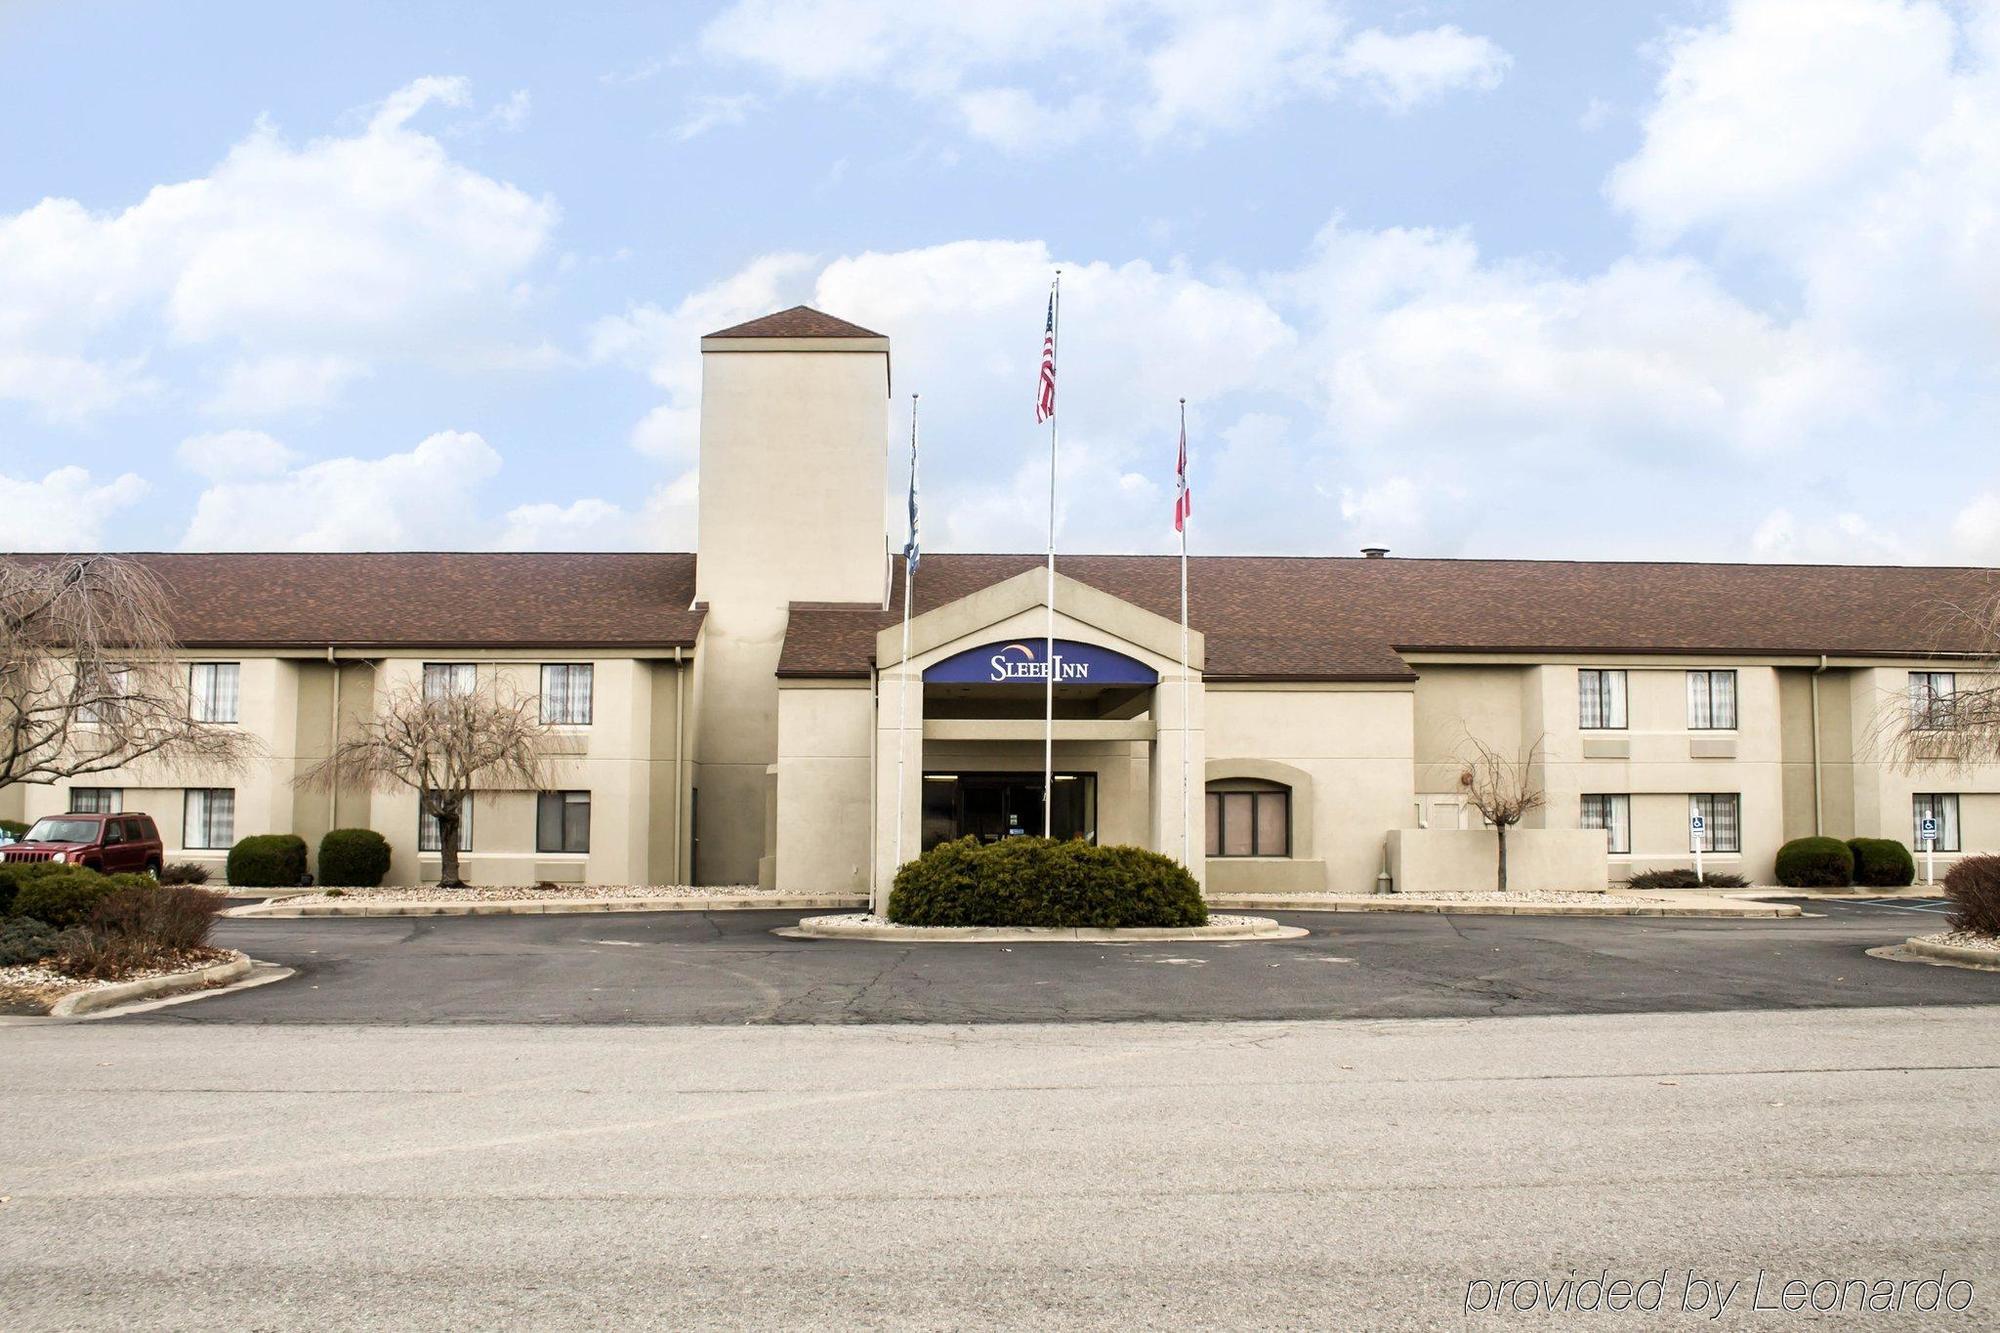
[691,307,890,885]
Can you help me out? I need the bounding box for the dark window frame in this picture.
[1579,794,1631,854]
[418,794,475,853]
[1579,668,1628,730]
[537,790,592,854]
[539,664,594,726]
[1913,793,1961,852]
[1205,783,1292,858]
[1686,669,1738,730]
[1909,671,1957,731]
[1688,793,1741,854]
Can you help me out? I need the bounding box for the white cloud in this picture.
[180,430,502,550]
[0,467,148,550]
[699,1,1509,149]
[206,353,368,417]
[674,93,761,140]
[176,429,299,480]
[1749,507,1914,564]
[0,77,558,420]
[499,472,699,551]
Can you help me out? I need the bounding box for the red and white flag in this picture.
[1173,416,1192,532]
[1034,287,1057,424]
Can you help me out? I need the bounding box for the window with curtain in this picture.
[1686,670,1737,729]
[537,791,591,853]
[540,664,593,725]
[1913,794,1961,852]
[183,788,235,849]
[1909,672,1956,730]
[69,787,122,814]
[189,662,241,723]
[1204,782,1290,857]
[78,665,130,724]
[1579,794,1631,854]
[422,663,477,700]
[1689,794,1740,853]
[418,795,475,852]
[1579,669,1628,729]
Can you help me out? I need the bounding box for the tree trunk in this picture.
[1496,823,1509,892]
[439,812,464,888]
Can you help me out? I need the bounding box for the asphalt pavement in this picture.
[135,899,2000,1026]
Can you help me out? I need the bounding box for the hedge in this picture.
[887,837,1207,929]
[0,860,72,917]
[317,828,391,888]
[1775,836,1854,888]
[12,868,153,929]
[1625,868,1750,890]
[1846,837,1916,888]
[226,833,310,888]
[0,818,29,841]
[1944,855,2000,937]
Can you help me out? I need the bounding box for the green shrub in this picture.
[0,818,29,841]
[0,860,69,916]
[1944,855,2000,937]
[1624,868,1751,890]
[158,861,212,886]
[316,828,391,887]
[1846,837,1916,888]
[0,916,62,965]
[226,834,309,888]
[888,837,1207,929]
[11,868,150,929]
[1775,836,1854,888]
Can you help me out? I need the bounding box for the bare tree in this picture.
[1,556,255,791]
[1884,591,2000,770]
[1457,734,1547,892]
[296,675,554,887]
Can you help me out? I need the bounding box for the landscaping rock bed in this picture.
[276,883,764,905]
[1919,929,2000,955]
[0,946,234,1012]
[1279,890,1660,904]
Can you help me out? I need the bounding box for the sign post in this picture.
[1691,810,1706,883]
[1921,816,1939,885]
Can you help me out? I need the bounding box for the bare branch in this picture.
[1455,730,1547,893]
[1880,589,2000,772]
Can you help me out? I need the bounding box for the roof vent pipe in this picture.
[1361,546,1390,559]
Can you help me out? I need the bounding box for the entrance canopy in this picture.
[924,638,1158,687]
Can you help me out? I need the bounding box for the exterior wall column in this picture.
[871,663,924,913]
[1149,666,1206,891]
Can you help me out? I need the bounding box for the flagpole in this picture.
[1178,397,1190,871]
[894,394,918,874]
[1043,271,1061,839]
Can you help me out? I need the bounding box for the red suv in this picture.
[2,812,164,876]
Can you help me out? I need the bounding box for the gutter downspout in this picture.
[1811,654,1829,836]
[326,645,340,832]
[674,646,687,885]
[868,664,880,913]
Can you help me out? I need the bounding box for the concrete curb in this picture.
[1208,893,1801,918]
[776,915,1309,942]
[49,951,254,1018]
[1901,936,2000,971]
[225,894,869,919]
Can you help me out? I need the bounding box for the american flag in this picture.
[1173,416,1191,532]
[1034,287,1057,423]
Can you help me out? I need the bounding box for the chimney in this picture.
[1361,546,1390,559]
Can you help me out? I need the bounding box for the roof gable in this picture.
[703,306,884,339]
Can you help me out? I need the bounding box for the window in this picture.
[68,787,122,814]
[1913,794,1961,852]
[1687,670,1737,730]
[1579,669,1628,729]
[1579,795,1631,854]
[1205,782,1290,857]
[423,663,477,699]
[189,662,241,723]
[1909,672,1956,730]
[540,664,593,726]
[537,791,591,853]
[1689,794,1741,853]
[78,664,130,724]
[418,795,475,852]
[183,789,235,850]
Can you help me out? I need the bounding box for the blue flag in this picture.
[903,408,920,574]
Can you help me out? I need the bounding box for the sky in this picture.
[1,0,1997,566]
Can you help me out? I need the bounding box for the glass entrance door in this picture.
[920,772,1097,850]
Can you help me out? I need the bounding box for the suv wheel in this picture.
[145,859,162,879]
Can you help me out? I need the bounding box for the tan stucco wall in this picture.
[692,338,888,886]
[1388,827,1608,892]
[775,681,874,893]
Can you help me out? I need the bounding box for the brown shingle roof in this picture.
[778,554,2000,681]
[704,306,884,339]
[12,553,704,650]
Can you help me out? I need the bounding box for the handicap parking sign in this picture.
[1921,817,1939,840]
[1690,813,1706,833]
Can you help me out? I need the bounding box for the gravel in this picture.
[0,947,233,1007]
[1920,929,2000,953]
[276,883,777,905]
[1275,889,1666,904]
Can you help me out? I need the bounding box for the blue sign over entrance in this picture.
[923,638,1158,686]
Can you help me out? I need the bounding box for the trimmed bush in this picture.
[90,883,226,952]
[226,834,309,888]
[0,860,71,916]
[888,837,1207,929]
[1943,855,2000,937]
[0,818,29,841]
[1624,868,1751,890]
[1775,836,1854,888]
[159,861,212,886]
[317,828,391,888]
[12,868,151,929]
[1846,837,1916,888]
[0,916,62,965]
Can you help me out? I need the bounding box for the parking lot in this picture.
[115,899,1999,1027]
